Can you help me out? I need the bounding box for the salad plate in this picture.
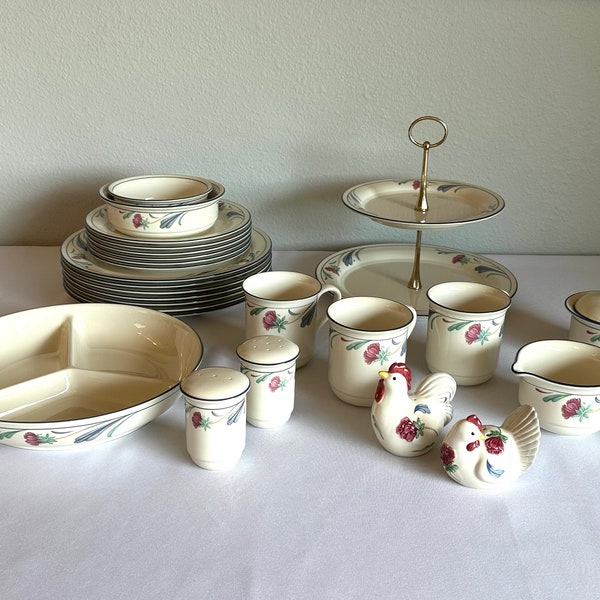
[316,243,517,315]
[0,304,203,450]
[342,179,505,230]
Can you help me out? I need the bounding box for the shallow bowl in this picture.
[101,187,219,238]
[106,174,213,207]
[511,339,600,436]
[0,304,203,449]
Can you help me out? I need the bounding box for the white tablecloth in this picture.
[1,247,599,600]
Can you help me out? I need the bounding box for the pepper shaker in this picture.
[236,335,300,428]
[181,367,250,470]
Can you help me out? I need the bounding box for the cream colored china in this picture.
[440,405,540,489]
[511,340,600,436]
[61,228,272,316]
[107,174,213,207]
[565,290,600,347]
[0,304,203,450]
[426,281,511,385]
[371,363,456,457]
[237,336,300,428]
[316,244,517,316]
[181,367,249,470]
[326,296,417,407]
[103,193,219,238]
[243,271,342,368]
[86,200,249,249]
[342,179,505,230]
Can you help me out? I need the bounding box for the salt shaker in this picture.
[181,367,250,470]
[236,335,300,428]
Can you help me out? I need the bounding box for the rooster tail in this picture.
[502,404,540,473]
[412,373,457,425]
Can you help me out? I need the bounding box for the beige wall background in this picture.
[0,0,598,254]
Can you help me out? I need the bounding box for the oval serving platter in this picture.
[316,243,517,316]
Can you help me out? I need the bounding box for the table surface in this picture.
[1,247,599,600]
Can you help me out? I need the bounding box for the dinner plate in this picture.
[61,228,272,314]
[315,243,518,315]
[62,258,271,302]
[85,230,252,270]
[342,179,505,230]
[62,228,270,283]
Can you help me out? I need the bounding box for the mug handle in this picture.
[315,284,343,330]
[406,304,418,337]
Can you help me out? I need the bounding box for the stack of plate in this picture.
[61,198,272,316]
[84,201,253,269]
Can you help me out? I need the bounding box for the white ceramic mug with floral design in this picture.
[243,271,342,368]
[565,290,600,347]
[426,282,511,386]
[326,296,418,406]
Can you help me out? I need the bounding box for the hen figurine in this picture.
[371,363,456,457]
[440,404,540,489]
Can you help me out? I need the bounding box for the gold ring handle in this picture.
[406,116,448,291]
[408,115,448,149]
[408,116,448,214]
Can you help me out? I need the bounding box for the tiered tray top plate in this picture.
[342,179,505,230]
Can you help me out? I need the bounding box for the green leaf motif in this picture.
[486,428,508,442]
[444,462,459,474]
[542,393,570,403]
[0,430,20,439]
[272,316,288,332]
[345,340,369,351]
[447,321,470,331]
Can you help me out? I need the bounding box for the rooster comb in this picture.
[466,414,483,431]
[387,363,412,388]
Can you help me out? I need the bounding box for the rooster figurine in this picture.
[440,404,540,489]
[371,363,456,457]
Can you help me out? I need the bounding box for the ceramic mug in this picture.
[326,296,417,407]
[426,281,511,386]
[565,290,600,347]
[243,271,342,368]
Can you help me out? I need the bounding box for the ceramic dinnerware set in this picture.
[60,174,272,316]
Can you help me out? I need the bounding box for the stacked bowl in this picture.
[61,174,272,316]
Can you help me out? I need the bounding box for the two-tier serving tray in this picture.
[316,116,517,315]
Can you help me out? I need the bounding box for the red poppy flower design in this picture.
[465,323,482,344]
[269,376,281,392]
[561,398,582,420]
[191,411,202,429]
[262,310,277,330]
[440,442,455,465]
[396,417,418,442]
[132,213,143,228]
[24,432,41,446]
[363,343,381,365]
[484,435,505,455]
